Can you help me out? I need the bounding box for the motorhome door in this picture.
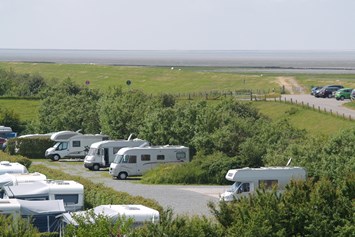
[103,148,109,167]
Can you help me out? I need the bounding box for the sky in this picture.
[1,0,355,50]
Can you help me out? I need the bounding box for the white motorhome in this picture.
[0,172,47,188]
[0,199,66,233]
[84,137,149,171]
[58,204,159,229]
[0,161,28,175]
[109,145,189,180]
[220,166,306,201]
[2,180,84,212]
[45,130,109,161]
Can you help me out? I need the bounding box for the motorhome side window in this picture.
[23,196,49,201]
[237,183,250,193]
[157,155,165,160]
[72,141,81,147]
[176,151,186,160]
[141,154,150,161]
[259,180,278,189]
[55,194,79,204]
[128,155,137,163]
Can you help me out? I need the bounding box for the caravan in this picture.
[0,161,28,175]
[2,180,84,211]
[84,137,149,171]
[220,166,306,201]
[109,145,189,180]
[0,199,66,232]
[45,131,109,161]
[0,172,47,189]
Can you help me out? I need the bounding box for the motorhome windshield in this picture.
[113,155,123,164]
[87,148,99,156]
[55,142,68,151]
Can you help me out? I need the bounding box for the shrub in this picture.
[6,137,54,158]
[0,151,32,169]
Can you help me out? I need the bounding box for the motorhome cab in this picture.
[0,161,28,175]
[45,130,109,161]
[109,145,189,180]
[2,180,84,211]
[84,137,149,171]
[0,172,47,188]
[220,166,306,202]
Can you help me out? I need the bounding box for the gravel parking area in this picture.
[33,160,229,217]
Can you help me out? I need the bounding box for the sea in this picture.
[1,49,355,74]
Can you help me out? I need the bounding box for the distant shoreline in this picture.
[1,49,355,74]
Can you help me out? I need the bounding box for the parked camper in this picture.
[45,130,109,161]
[2,180,84,211]
[220,166,306,202]
[58,204,159,231]
[109,145,189,180]
[0,199,66,232]
[0,172,47,188]
[84,138,149,171]
[0,161,28,175]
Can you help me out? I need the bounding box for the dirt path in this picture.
[276,76,306,94]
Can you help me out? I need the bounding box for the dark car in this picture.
[315,85,344,98]
[311,86,323,95]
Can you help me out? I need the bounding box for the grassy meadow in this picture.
[1,62,355,135]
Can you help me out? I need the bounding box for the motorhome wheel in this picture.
[92,164,100,171]
[51,154,60,161]
[118,172,128,180]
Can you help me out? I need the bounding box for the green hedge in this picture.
[0,151,32,169]
[6,137,54,159]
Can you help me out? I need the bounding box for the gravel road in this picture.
[33,160,229,218]
[280,94,355,120]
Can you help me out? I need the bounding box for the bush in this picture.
[0,214,39,236]
[0,151,32,169]
[6,137,54,158]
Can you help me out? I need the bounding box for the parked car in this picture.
[315,85,344,98]
[351,89,355,101]
[311,86,323,95]
[335,88,353,100]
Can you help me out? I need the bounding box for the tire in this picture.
[340,96,345,101]
[92,164,100,171]
[118,172,128,180]
[328,93,332,98]
[51,154,60,161]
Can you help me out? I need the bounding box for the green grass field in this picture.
[1,62,354,135]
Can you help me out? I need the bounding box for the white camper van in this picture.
[45,130,109,161]
[0,199,66,232]
[84,138,149,171]
[220,166,306,201]
[0,161,28,175]
[109,145,189,180]
[0,172,47,188]
[2,180,84,212]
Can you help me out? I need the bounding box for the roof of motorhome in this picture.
[225,166,306,182]
[89,139,148,148]
[0,126,12,133]
[3,180,84,197]
[50,131,82,141]
[0,172,47,188]
[0,199,66,215]
[59,204,159,225]
[0,161,28,174]
[118,145,188,152]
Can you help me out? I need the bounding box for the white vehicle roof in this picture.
[50,131,82,141]
[3,180,84,198]
[0,198,65,215]
[0,126,12,133]
[117,145,188,154]
[59,204,159,225]
[225,166,306,182]
[0,161,28,175]
[0,172,47,188]
[18,133,53,139]
[89,139,148,149]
